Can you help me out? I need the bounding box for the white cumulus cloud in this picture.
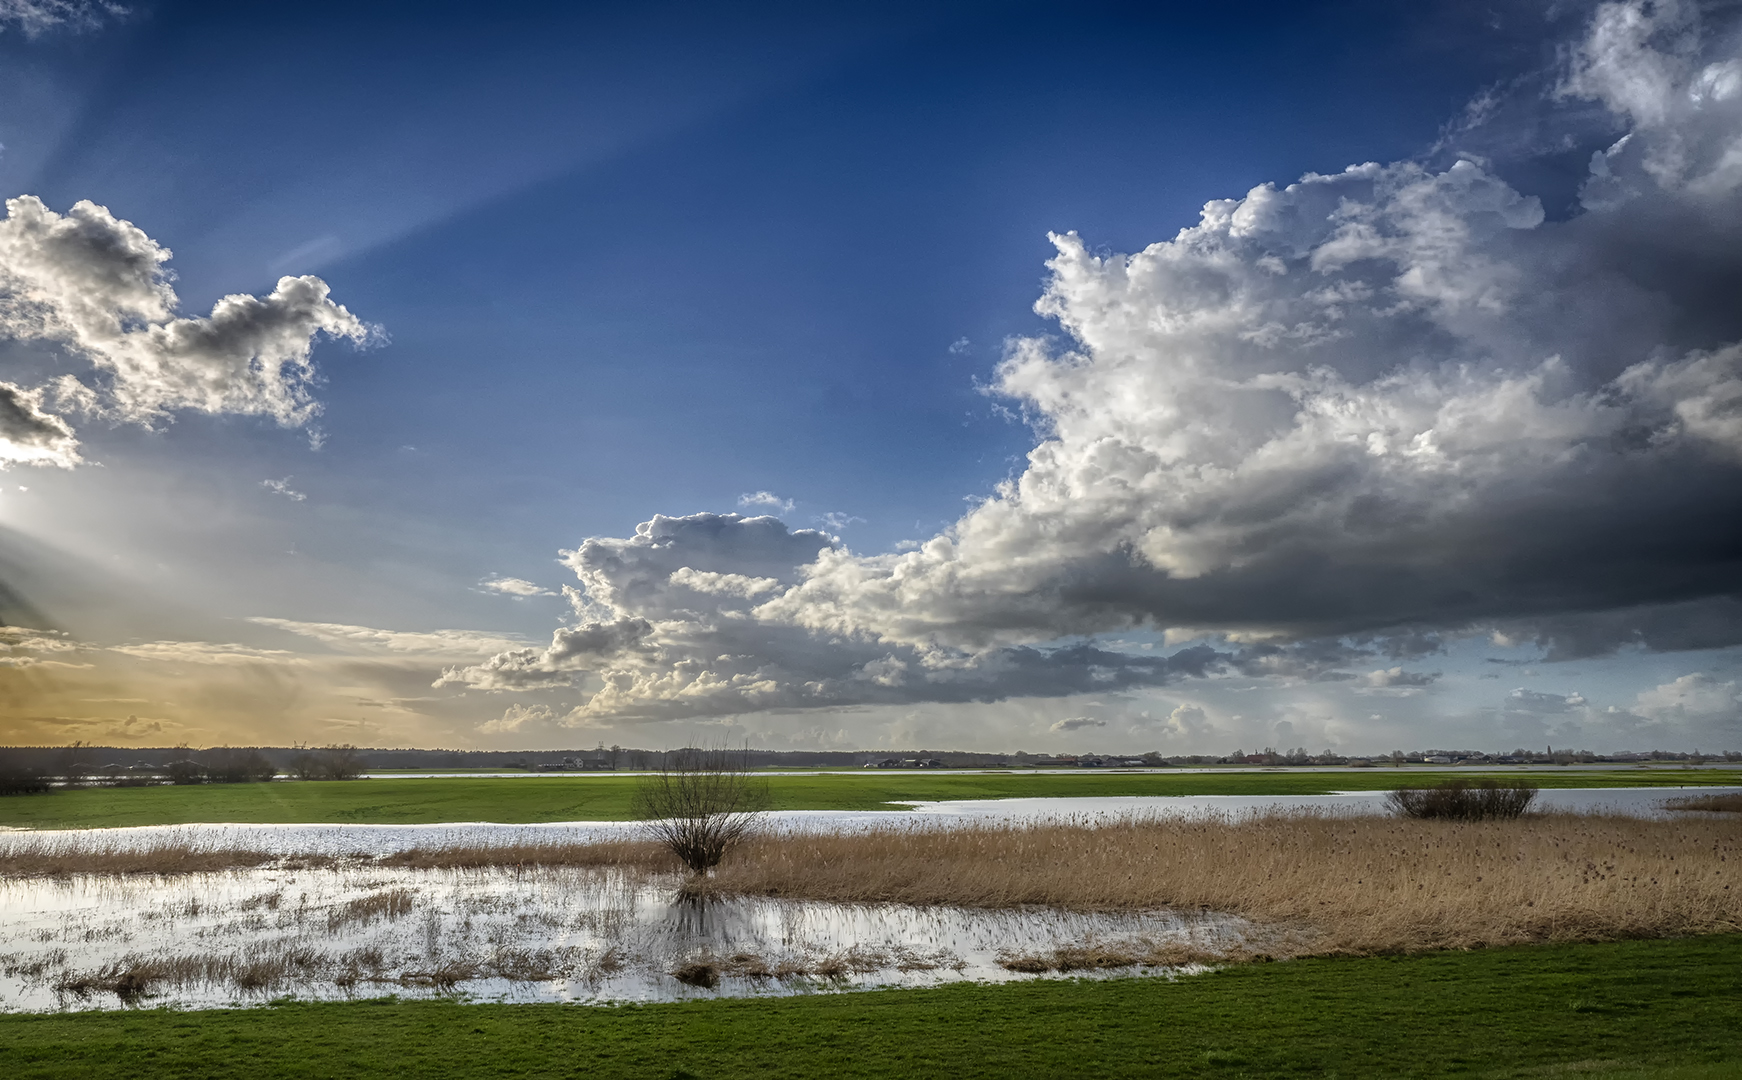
[738,491,793,513]
[0,196,375,464]
[479,576,556,598]
[451,2,1742,724]
[1050,716,1105,732]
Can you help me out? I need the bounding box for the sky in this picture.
[0,0,1739,756]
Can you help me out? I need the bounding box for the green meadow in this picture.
[1,935,1737,1079]
[0,767,1736,829]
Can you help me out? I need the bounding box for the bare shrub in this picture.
[289,744,365,781]
[1387,780,1538,819]
[633,748,770,874]
[1665,792,1742,813]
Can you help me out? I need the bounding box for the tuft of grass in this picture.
[670,962,719,988]
[327,888,417,931]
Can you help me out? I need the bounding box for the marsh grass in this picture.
[691,811,1742,956]
[1665,792,1742,813]
[0,841,285,877]
[48,943,614,1002]
[379,838,673,871]
[9,810,1740,983]
[327,888,417,931]
[671,945,902,988]
[0,836,675,879]
[998,938,1230,973]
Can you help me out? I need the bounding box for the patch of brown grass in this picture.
[998,935,1280,974]
[327,887,417,931]
[690,812,1742,957]
[377,838,674,871]
[1665,792,1742,813]
[0,836,671,878]
[1,844,282,877]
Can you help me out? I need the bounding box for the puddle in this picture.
[0,866,1239,1012]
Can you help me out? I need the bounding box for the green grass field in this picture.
[0,935,1736,1078]
[2,768,1738,829]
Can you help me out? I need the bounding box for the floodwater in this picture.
[0,786,1728,858]
[0,865,1238,1012]
[2,786,1729,1013]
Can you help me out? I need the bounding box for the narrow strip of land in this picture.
[0,935,1736,1078]
[2,769,1738,829]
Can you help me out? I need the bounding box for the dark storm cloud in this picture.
[451,1,1742,722]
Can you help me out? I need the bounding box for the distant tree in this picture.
[289,744,365,781]
[201,747,277,783]
[57,741,90,786]
[0,749,50,796]
[633,747,770,874]
[165,747,206,785]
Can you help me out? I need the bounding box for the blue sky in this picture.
[1,0,1739,754]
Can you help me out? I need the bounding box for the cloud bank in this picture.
[444,1,1742,727]
[0,196,373,465]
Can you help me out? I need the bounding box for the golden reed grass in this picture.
[379,837,672,871]
[694,812,1742,956]
[0,843,282,877]
[1666,792,1742,813]
[0,836,672,877]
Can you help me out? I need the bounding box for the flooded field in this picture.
[2,787,1726,860]
[2,787,1731,1014]
[0,865,1237,1012]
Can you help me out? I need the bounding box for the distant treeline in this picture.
[0,746,1015,773]
[0,742,1737,794]
[0,744,367,794]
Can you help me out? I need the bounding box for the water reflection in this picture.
[0,865,1239,1013]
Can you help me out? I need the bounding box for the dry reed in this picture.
[689,812,1742,957]
[326,887,417,930]
[378,838,673,871]
[0,836,671,877]
[0,843,282,878]
[1665,792,1742,814]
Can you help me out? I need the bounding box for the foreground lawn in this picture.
[0,768,1737,829]
[0,936,1737,1078]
